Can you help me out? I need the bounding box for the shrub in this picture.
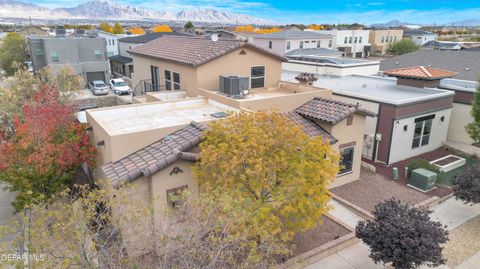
[406,158,444,181]
[452,163,480,204]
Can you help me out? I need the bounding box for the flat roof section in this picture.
[87,97,238,136]
[281,71,454,105]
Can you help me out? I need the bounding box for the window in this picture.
[349,37,352,44]
[339,147,354,175]
[390,36,394,42]
[166,185,188,208]
[286,41,291,50]
[412,115,434,149]
[112,39,115,46]
[328,40,332,48]
[354,36,358,43]
[299,41,304,49]
[34,48,44,61]
[107,51,114,57]
[50,51,59,62]
[268,41,272,49]
[344,36,348,44]
[94,49,102,59]
[394,36,397,42]
[317,40,321,48]
[305,41,310,43]
[381,36,384,43]
[251,66,265,88]
[173,72,181,90]
[164,70,172,90]
[108,39,111,46]
[359,36,362,43]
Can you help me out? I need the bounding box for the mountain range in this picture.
[370,19,480,28]
[0,0,273,25]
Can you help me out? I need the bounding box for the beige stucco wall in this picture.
[369,30,404,55]
[448,103,474,144]
[325,114,366,188]
[131,54,198,97]
[196,47,282,92]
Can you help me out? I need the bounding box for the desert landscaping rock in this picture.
[443,215,480,268]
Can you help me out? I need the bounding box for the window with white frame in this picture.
[299,41,304,49]
[349,37,352,43]
[251,66,265,88]
[34,48,44,61]
[173,72,181,90]
[165,70,172,90]
[51,51,59,62]
[94,49,102,59]
[286,41,291,50]
[268,41,272,49]
[354,36,358,43]
[328,40,332,47]
[317,40,321,48]
[412,115,434,149]
[344,36,348,44]
[359,36,362,43]
[381,36,385,43]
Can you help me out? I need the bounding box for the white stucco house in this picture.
[251,30,333,56]
[403,30,438,46]
[308,29,371,58]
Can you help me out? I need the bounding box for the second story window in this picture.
[344,36,348,44]
[394,36,397,42]
[286,41,291,50]
[94,49,102,59]
[317,40,321,48]
[50,51,59,62]
[328,40,332,47]
[299,41,304,49]
[112,39,115,46]
[251,66,265,89]
[359,36,363,43]
[349,37,352,44]
[381,36,384,43]
[354,36,357,43]
[268,41,272,49]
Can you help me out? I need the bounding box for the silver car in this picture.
[88,80,109,95]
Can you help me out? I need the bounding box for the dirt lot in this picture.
[443,215,480,268]
[331,170,431,213]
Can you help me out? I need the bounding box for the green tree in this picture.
[0,32,27,76]
[466,82,480,143]
[112,22,123,34]
[192,111,340,243]
[386,39,419,55]
[184,21,194,31]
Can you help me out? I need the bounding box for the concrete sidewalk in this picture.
[307,197,480,269]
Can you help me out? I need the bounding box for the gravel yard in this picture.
[331,170,431,213]
[443,215,480,268]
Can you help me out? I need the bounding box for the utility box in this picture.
[408,168,437,192]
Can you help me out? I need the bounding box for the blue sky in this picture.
[30,0,480,24]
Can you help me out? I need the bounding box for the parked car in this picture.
[88,80,109,95]
[109,78,131,95]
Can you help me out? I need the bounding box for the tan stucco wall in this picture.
[327,114,366,188]
[196,47,282,92]
[131,54,198,97]
[369,30,404,55]
[447,103,474,144]
[86,110,113,168]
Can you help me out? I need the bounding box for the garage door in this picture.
[86,71,105,83]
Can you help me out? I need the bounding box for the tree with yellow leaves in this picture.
[307,24,324,30]
[112,22,123,34]
[152,24,173,33]
[193,111,340,242]
[234,25,255,32]
[99,22,112,33]
[128,27,145,35]
[255,27,282,34]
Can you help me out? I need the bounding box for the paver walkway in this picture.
[308,197,480,269]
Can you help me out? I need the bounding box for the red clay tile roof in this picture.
[129,36,287,66]
[102,122,207,188]
[294,97,376,125]
[285,112,337,144]
[383,66,457,80]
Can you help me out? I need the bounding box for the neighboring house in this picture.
[283,54,380,77]
[403,30,437,46]
[368,29,404,55]
[203,29,236,39]
[129,36,287,97]
[110,32,190,78]
[27,36,109,83]
[97,30,126,57]
[379,49,480,81]
[423,41,462,51]
[283,66,457,165]
[251,30,333,56]
[285,48,343,58]
[313,29,371,58]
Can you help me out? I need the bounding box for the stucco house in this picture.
[251,30,333,56]
[311,29,371,58]
[403,30,437,46]
[368,29,404,55]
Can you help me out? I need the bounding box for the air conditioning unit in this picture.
[408,168,437,192]
[219,75,249,98]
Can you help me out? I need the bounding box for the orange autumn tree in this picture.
[307,24,324,30]
[0,86,96,211]
[193,112,339,242]
[234,25,255,32]
[128,27,145,35]
[255,27,282,34]
[152,24,173,33]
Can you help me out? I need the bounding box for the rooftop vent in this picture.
[219,75,250,98]
[211,111,229,118]
[465,67,470,71]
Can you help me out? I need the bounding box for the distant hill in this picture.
[0,0,274,25]
[370,19,480,28]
